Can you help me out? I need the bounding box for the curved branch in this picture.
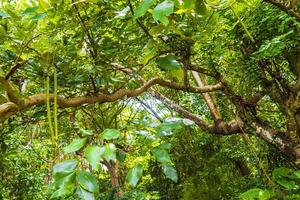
[188,64,217,77]
[111,63,242,135]
[150,90,241,135]
[0,102,19,122]
[0,77,222,122]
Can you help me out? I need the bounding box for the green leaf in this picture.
[80,128,95,136]
[134,0,155,18]
[31,13,46,20]
[294,170,300,179]
[162,164,178,182]
[152,0,174,25]
[63,138,87,154]
[50,184,75,199]
[84,145,104,171]
[76,170,99,193]
[155,122,182,136]
[116,149,126,163]
[272,167,292,179]
[153,148,171,163]
[100,129,120,140]
[102,143,117,162]
[240,188,272,200]
[53,172,76,188]
[276,179,296,190]
[126,164,143,187]
[156,55,181,71]
[158,143,172,150]
[0,10,10,18]
[22,7,39,16]
[142,48,157,65]
[76,186,95,200]
[53,160,78,174]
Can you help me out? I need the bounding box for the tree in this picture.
[1,0,300,198]
[1,0,300,162]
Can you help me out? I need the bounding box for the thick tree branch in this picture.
[150,90,241,134]
[113,63,297,152]
[215,72,300,160]
[0,77,222,122]
[111,63,242,135]
[0,102,19,122]
[192,71,222,122]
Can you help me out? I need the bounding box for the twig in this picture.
[128,0,153,39]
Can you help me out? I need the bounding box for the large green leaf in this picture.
[142,48,157,65]
[116,149,126,163]
[272,167,291,179]
[22,7,39,16]
[63,138,87,154]
[153,148,171,163]
[294,170,300,179]
[76,186,95,200]
[276,179,296,190]
[152,0,174,25]
[162,164,178,182]
[134,0,155,18]
[53,172,76,188]
[80,128,95,136]
[50,184,75,199]
[102,143,117,162]
[84,145,105,171]
[155,122,182,136]
[100,129,120,140]
[76,170,99,193]
[240,188,273,200]
[126,164,143,187]
[156,55,181,71]
[272,167,297,190]
[158,143,172,150]
[53,160,78,174]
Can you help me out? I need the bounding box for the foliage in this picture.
[0,0,300,199]
[240,167,300,200]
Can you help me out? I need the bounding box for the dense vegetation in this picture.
[1,0,300,199]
